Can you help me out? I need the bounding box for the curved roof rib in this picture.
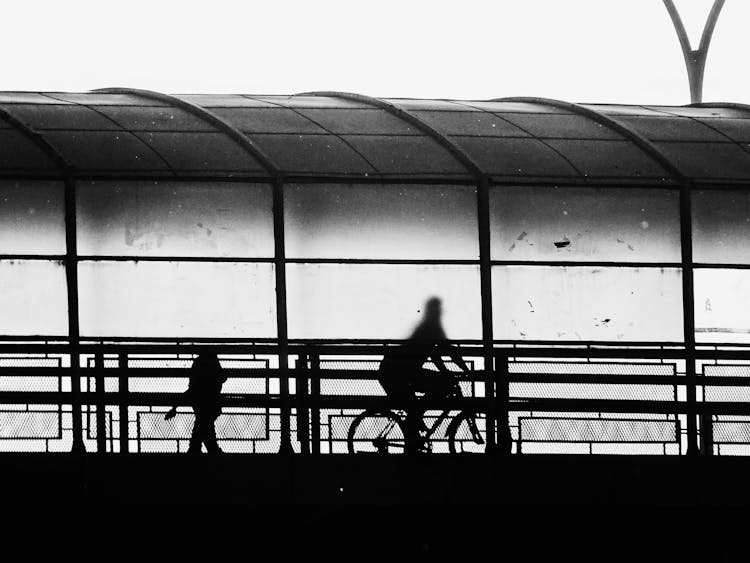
[495,96,688,185]
[94,88,280,178]
[0,105,72,173]
[298,91,486,180]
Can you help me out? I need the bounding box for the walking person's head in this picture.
[193,352,221,370]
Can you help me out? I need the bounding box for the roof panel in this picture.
[608,115,727,142]
[696,118,750,143]
[654,141,750,180]
[210,107,325,134]
[452,137,578,178]
[388,99,469,111]
[250,134,375,175]
[94,105,216,131]
[0,130,59,170]
[47,93,168,106]
[135,132,266,173]
[498,113,624,140]
[581,104,668,117]
[42,131,169,172]
[3,104,119,130]
[296,108,418,135]
[177,94,278,108]
[456,101,565,114]
[342,135,469,175]
[252,96,370,109]
[546,140,671,179]
[411,111,530,137]
[0,93,71,105]
[645,106,749,118]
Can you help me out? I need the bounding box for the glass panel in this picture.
[695,269,750,343]
[411,111,529,137]
[611,116,726,142]
[94,106,215,131]
[286,264,481,339]
[0,260,68,335]
[285,183,477,259]
[296,109,416,135]
[7,104,119,130]
[693,190,750,264]
[250,134,374,174]
[453,137,577,177]
[135,132,265,173]
[0,181,65,254]
[497,114,624,140]
[546,140,669,179]
[342,136,468,175]
[42,131,167,172]
[492,266,683,342]
[0,130,58,170]
[490,186,680,262]
[697,119,750,143]
[78,261,276,338]
[210,108,325,134]
[655,142,750,180]
[77,181,274,258]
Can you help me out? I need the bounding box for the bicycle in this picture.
[346,379,486,454]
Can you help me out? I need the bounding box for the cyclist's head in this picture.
[425,297,442,318]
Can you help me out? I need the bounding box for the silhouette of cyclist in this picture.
[164,352,227,454]
[378,297,471,452]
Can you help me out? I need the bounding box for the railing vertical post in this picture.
[297,353,309,454]
[118,353,128,454]
[95,350,106,454]
[700,413,714,456]
[311,353,321,456]
[496,353,512,454]
[484,354,497,453]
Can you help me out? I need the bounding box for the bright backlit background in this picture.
[1,0,747,103]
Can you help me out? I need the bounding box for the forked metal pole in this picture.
[663,0,725,103]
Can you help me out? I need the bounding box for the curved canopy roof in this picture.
[0,90,748,186]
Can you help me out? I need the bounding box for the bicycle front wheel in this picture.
[347,410,407,454]
[447,411,485,454]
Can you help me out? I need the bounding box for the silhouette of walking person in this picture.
[164,352,227,454]
[378,297,470,452]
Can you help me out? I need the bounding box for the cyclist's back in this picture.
[377,297,464,404]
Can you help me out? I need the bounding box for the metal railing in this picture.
[0,340,748,455]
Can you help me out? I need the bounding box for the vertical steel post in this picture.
[95,350,106,454]
[118,353,128,454]
[478,176,503,453]
[273,177,293,454]
[297,353,309,454]
[679,186,699,455]
[64,177,85,453]
[310,353,321,456]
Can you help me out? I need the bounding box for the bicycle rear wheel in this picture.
[347,410,407,454]
[447,411,485,454]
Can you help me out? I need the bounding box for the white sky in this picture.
[2,0,748,104]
